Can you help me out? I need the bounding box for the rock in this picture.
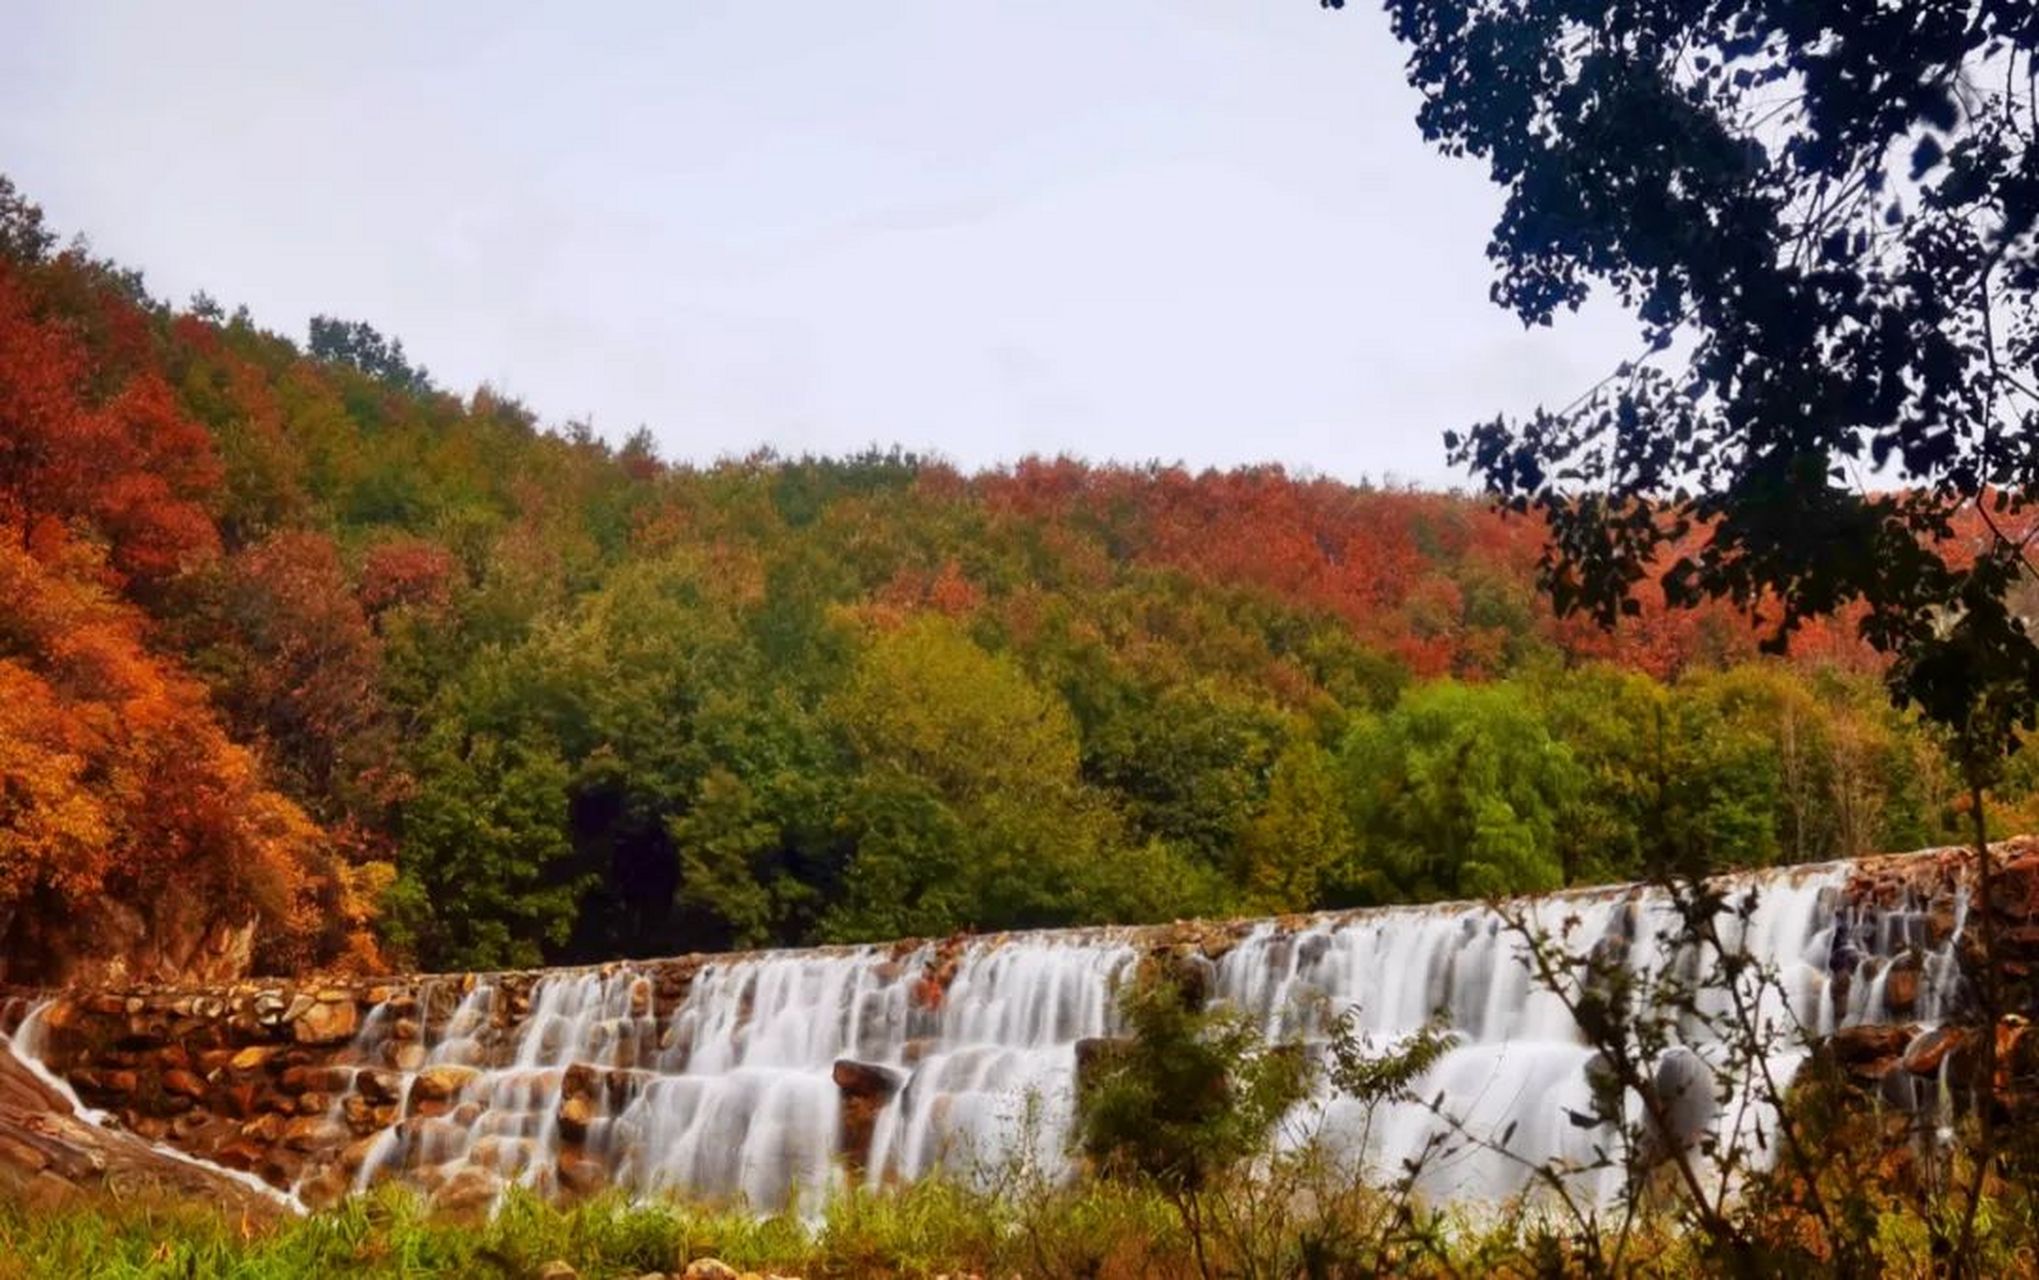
[281,1115,349,1152]
[280,1065,349,1094]
[1827,1024,1915,1076]
[358,1069,404,1103]
[557,1095,595,1143]
[412,1064,479,1102]
[341,1133,385,1173]
[343,1094,377,1132]
[682,1261,740,1280]
[430,1165,503,1215]
[534,1264,579,1280]
[1903,1025,1970,1076]
[390,1042,427,1073]
[832,1058,903,1099]
[562,1062,599,1102]
[297,1166,349,1211]
[1883,960,1920,1015]
[161,1069,207,1100]
[228,1045,279,1072]
[832,1059,903,1170]
[291,999,359,1046]
[557,1150,608,1197]
[0,1041,288,1221]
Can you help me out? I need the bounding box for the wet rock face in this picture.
[832,1059,903,1172]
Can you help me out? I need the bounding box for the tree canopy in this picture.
[1346,0,2039,772]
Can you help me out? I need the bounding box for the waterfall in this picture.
[1213,864,1965,1205]
[18,856,1970,1216]
[330,937,1140,1212]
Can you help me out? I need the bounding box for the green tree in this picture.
[1335,681,1582,901]
[1238,738,1353,912]
[387,722,586,970]
[824,616,1192,936]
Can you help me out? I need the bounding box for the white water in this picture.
[332,937,1139,1211]
[1215,865,1964,1206]
[17,859,1968,1215]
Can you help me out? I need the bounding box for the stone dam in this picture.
[5,840,2029,1217]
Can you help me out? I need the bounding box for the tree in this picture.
[0,532,338,981]
[1358,0,2039,764]
[1335,681,1581,901]
[386,721,584,970]
[307,315,433,394]
[0,263,221,583]
[1354,7,2039,1257]
[823,615,1191,935]
[216,532,389,820]
[1237,738,1353,911]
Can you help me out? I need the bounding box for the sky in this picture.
[3,1,1643,486]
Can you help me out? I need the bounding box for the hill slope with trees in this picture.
[0,176,2023,978]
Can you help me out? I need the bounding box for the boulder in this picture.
[431,1165,503,1216]
[1827,1024,1916,1079]
[228,1045,280,1072]
[833,1059,903,1171]
[412,1064,479,1103]
[281,1115,349,1152]
[557,1150,608,1197]
[161,1069,207,1101]
[291,999,359,1046]
[1903,1025,1971,1077]
[1883,960,1921,1015]
[534,1264,579,1280]
[357,1069,405,1103]
[682,1261,740,1280]
[390,1042,427,1073]
[557,1094,595,1144]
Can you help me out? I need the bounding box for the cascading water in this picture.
[19,856,1971,1216]
[1213,864,1965,1206]
[328,938,1139,1212]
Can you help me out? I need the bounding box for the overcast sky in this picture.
[4,1,1642,485]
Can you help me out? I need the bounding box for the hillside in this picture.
[0,176,2022,981]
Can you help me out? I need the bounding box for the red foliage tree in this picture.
[0,262,221,583]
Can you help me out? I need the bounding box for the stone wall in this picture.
[10,959,713,1207]
[11,840,2035,1210]
[0,1036,288,1219]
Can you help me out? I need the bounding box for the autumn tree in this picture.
[0,534,342,981]
[0,263,220,583]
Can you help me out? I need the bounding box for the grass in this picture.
[0,1170,2032,1278]
[0,1179,1182,1280]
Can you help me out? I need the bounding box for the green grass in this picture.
[0,1179,1184,1280]
[0,1173,2028,1279]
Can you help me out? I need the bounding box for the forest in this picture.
[0,173,2026,981]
